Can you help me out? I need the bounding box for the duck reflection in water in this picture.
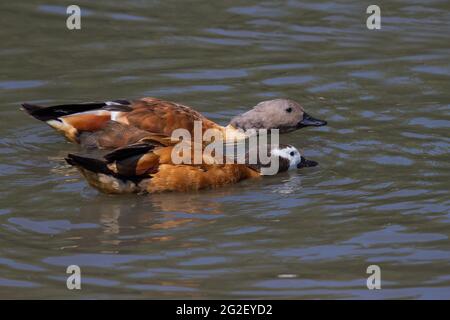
[77,190,236,244]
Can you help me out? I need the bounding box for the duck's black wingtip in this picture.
[65,156,75,166]
[21,103,58,121]
[21,103,43,115]
[22,100,134,122]
[66,153,111,175]
[104,143,155,162]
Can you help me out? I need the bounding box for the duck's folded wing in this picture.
[122,97,221,136]
[66,141,173,193]
[79,121,177,149]
[68,142,160,174]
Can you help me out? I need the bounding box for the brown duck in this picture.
[65,138,318,194]
[22,97,327,149]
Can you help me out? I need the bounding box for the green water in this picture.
[0,0,449,299]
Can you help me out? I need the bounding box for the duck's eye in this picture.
[290,151,295,157]
[286,107,292,113]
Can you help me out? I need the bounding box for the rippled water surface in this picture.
[1,0,449,299]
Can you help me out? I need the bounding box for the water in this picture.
[0,0,449,299]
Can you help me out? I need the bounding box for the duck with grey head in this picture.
[229,98,327,132]
[22,97,327,149]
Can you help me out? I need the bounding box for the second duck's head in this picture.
[230,98,327,133]
[258,144,318,175]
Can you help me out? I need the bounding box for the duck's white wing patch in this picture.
[110,111,121,121]
[105,101,123,106]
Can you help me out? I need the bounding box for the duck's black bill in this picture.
[297,156,318,169]
[298,113,327,128]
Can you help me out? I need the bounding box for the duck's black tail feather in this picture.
[21,100,132,122]
[21,103,44,116]
[66,154,112,175]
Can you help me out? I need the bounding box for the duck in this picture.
[65,138,318,194]
[22,97,327,149]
